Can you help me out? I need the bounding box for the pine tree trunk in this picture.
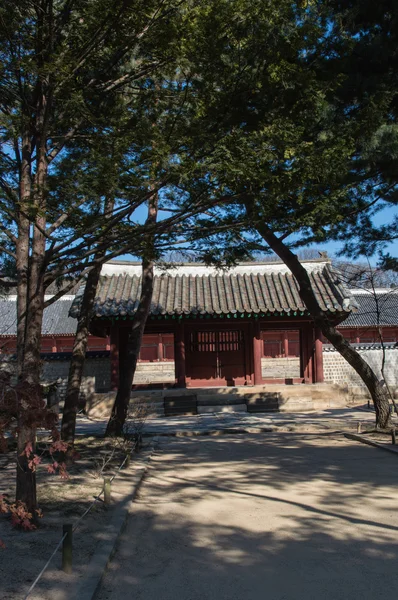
[61,263,103,443]
[106,192,158,437]
[15,128,38,514]
[15,118,48,511]
[61,191,115,443]
[252,215,391,428]
[105,257,154,437]
[16,131,31,379]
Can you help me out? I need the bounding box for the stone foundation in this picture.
[2,344,397,406]
[87,383,352,419]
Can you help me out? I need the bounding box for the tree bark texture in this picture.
[16,130,32,379]
[106,257,155,436]
[61,195,115,444]
[61,262,103,443]
[15,40,51,508]
[106,194,158,436]
[251,215,391,428]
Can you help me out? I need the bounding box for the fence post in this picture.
[392,429,396,445]
[62,524,73,574]
[357,422,361,434]
[104,477,112,505]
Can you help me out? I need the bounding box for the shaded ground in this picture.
[75,405,383,437]
[97,432,398,600]
[0,437,143,600]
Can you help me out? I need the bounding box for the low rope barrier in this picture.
[23,533,68,600]
[23,441,137,600]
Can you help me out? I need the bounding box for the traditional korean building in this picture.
[0,295,109,354]
[335,288,398,344]
[73,258,357,390]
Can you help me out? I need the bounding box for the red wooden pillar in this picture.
[110,326,119,391]
[174,324,186,388]
[314,326,324,383]
[283,330,289,357]
[301,326,313,384]
[253,321,263,385]
[157,334,164,361]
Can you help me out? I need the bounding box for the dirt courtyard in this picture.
[98,432,398,600]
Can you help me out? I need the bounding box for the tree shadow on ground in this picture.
[2,432,398,599]
[96,433,398,600]
[0,439,143,600]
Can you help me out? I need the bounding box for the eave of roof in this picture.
[70,260,355,320]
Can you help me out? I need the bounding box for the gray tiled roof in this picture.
[339,290,398,328]
[0,297,77,336]
[71,261,354,318]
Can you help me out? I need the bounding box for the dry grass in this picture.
[0,434,142,600]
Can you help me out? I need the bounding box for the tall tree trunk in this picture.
[15,128,38,514]
[251,215,391,428]
[16,130,31,379]
[106,194,158,437]
[16,114,48,512]
[106,257,155,436]
[61,193,115,444]
[61,262,102,443]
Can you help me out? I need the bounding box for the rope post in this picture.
[367,400,370,409]
[357,422,361,434]
[392,429,396,445]
[104,477,112,505]
[62,524,73,574]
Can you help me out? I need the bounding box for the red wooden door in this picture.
[186,328,246,387]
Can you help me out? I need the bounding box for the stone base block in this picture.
[198,404,247,414]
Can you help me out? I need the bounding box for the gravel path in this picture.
[97,432,398,600]
[75,405,381,437]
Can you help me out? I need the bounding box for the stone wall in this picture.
[261,357,300,379]
[0,355,176,400]
[2,345,397,402]
[132,361,175,385]
[0,355,111,400]
[42,357,111,399]
[41,358,176,398]
[323,345,398,396]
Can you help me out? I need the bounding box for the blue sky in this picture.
[116,202,398,266]
[314,205,398,264]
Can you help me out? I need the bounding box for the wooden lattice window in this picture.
[190,330,243,352]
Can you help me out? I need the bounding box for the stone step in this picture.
[165,407,197,416]
[247,405,279,413]
[245,393,280,402]
[246,399,279,408]
[197,395,243,406]
[246,395,279,413]
[197,404,247,414]
[164,395,197,417]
